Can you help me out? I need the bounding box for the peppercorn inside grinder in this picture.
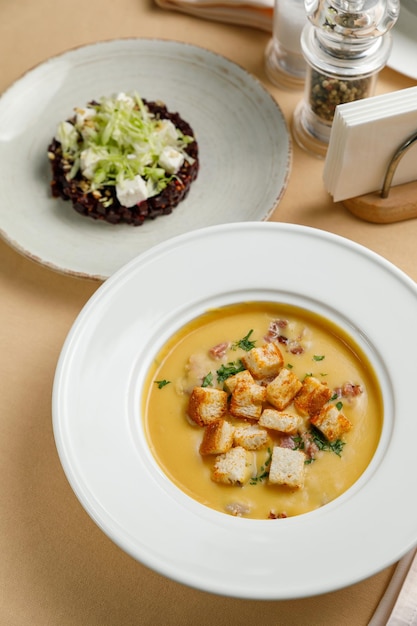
[292,0,399,157]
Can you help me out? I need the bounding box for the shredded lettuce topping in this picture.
[54,92,195,198]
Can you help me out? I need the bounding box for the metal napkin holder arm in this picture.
[343,130,417,224]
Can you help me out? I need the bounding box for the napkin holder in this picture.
[343,130,417,224]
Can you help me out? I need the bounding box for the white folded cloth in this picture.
[323,86,417,202]
[154,0,274,31]
[369,548,417,625]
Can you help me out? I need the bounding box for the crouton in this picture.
[266,368,303,411]
[310,404,352,442]
[227,370,267,420]
[199,419,235,455]
[241,342,284,381]
[187,386,228,427]
[269,446,305,489]
[223,369,252,393]
[212,446,253,485]
[294,376,332,417]
[233,424,270,450]
[259,408,302,434]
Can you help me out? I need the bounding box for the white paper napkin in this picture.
[154,0,274,31]
[323,86,417,202]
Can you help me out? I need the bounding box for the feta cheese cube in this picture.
[116,175,148,208]
[80,148,102,180]
[116,92,135,108]
[75,107,96,127]
[158,146,184,174]
[155,119,179,143]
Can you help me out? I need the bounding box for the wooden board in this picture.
[343,180,417,223]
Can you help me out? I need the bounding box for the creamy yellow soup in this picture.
[142,302,383,519]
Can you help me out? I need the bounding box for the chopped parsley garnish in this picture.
[329,393,343,410]
[216,360,246,383]
[155,379,170,389]
[313,355,325,361]
[232,329,256,352]
[292,435,315,461]
[293,428,346,457]
[201,372,213,387]
[311,427,345,456]
[250,448,272,484]
[291,435,303,451]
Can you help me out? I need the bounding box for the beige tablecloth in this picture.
[1,1,416,624]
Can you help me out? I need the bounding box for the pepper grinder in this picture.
[265,0,308,89]
[292,0,399,157]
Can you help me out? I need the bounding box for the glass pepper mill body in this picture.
[292,0,399,157]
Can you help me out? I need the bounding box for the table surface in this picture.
[1,1,416,624]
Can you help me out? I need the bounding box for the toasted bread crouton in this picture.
[241,342,284,381]
[310,404,352,441]
[269,446,305,489]
[259,408,302,434]
[233,424,270,450]
[199,419,235,455]
[188,386,228,427]
[228,370,267,420]
[212,446,253,485]
[266,368,303,411]
[223,369,252,393]
[294,376,332,417]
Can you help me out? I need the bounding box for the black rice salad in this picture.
[48,92,199,226]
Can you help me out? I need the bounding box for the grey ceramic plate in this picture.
[0,38,291,280]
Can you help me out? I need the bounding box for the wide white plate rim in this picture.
[52,222,417,599]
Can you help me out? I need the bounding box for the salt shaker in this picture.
[264,0,308,89]
[292,0,399,156]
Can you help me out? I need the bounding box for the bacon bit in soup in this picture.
[279,435,297,449]
[299,431,320,460]
[209,342,230,359]
[288,342,304,355]
[268,511,288,519]
[225,502,252,517]
[264,320,288,342]
[337,382,363,398]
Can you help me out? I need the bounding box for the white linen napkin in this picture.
[369,548,417,625]
[154,0,274,31]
